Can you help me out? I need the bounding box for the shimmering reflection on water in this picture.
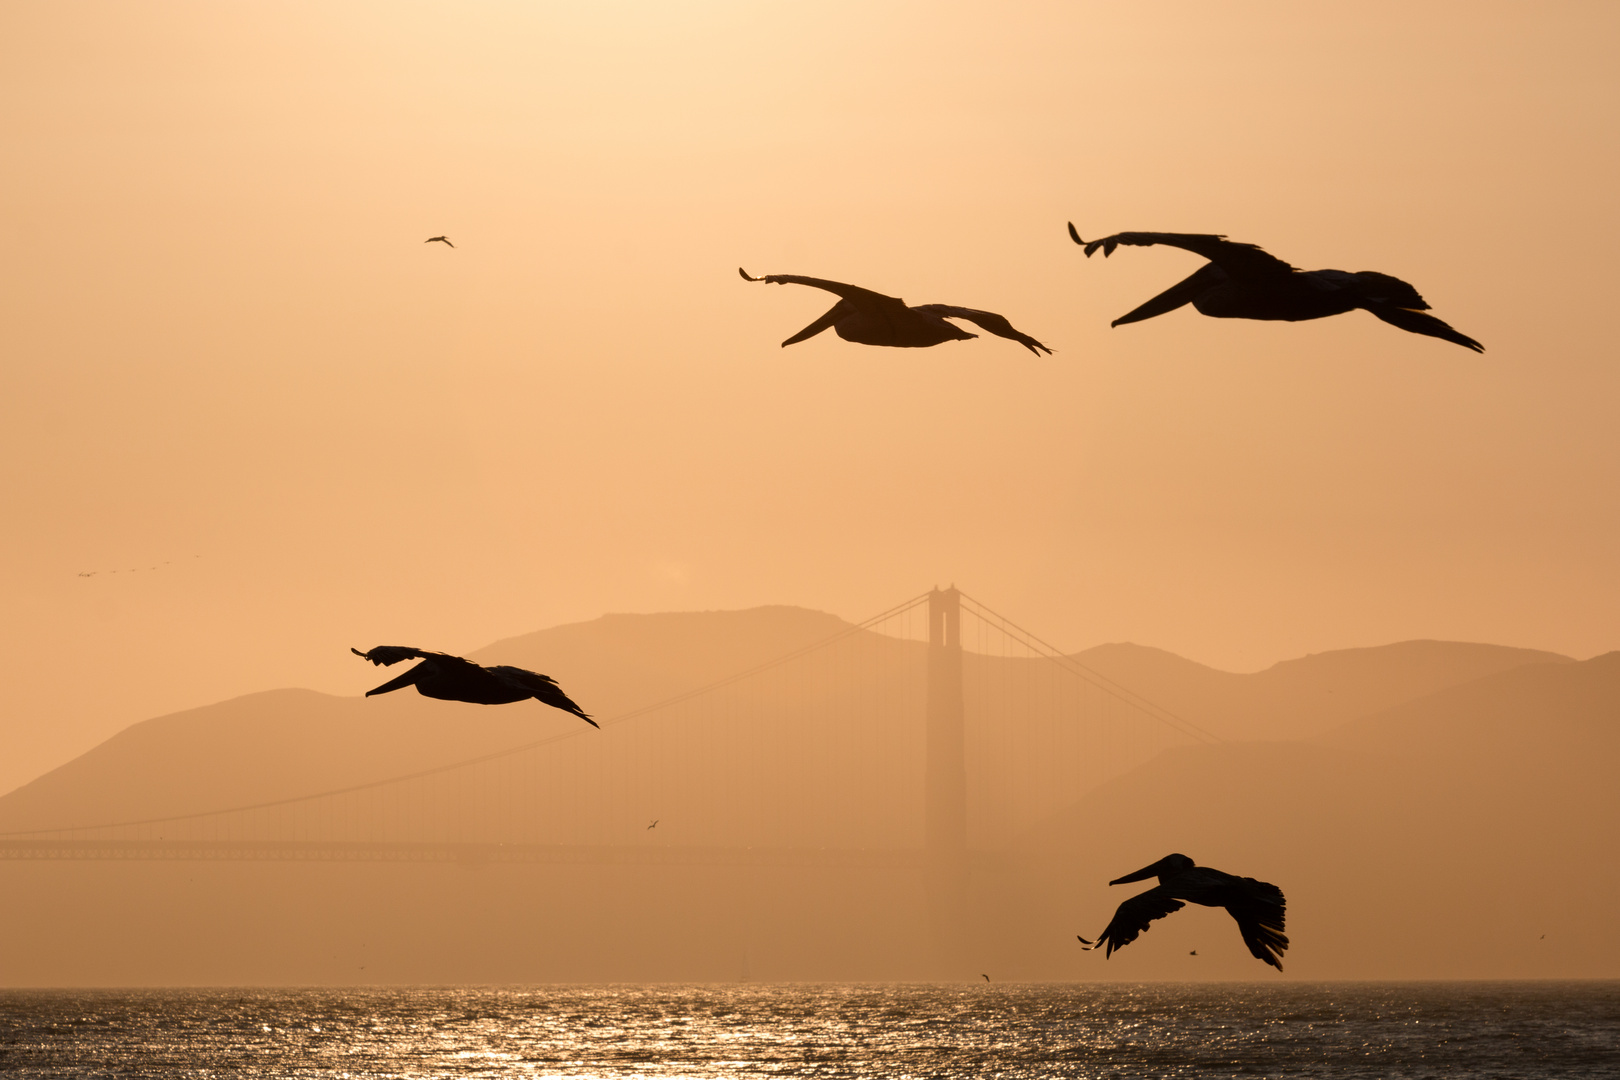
[0,982,1616,1078]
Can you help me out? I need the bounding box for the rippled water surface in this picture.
[1,983,1615,1078]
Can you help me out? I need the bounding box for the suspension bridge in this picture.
[0,589,1218,871]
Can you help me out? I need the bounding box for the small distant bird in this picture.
[980,973,990,982]
[1068,224,1483,352]
[351,646,595,726]
[1078,853,1289,970]
[740,269,1052,355]
[1189,950,1198,956]
[648,820,659,830]
[425,236,454,248]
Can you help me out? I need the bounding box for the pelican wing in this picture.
[353,646,484,675]
[1364,304,1484,352]
[1224,878,1289,971]
[1084,885,1186,958]
[352,647,484,697]
[912,305,1053,355]
[1313,269,1430,310]
[352,646,435,667]
[1069,224,1297,279]
[739,268,901,308]
[488,665,598,727]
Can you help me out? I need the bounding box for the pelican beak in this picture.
[364,667,422,697]
[1110,263,1225,327]
[780,302,848,347]
[1110,857,1173,886]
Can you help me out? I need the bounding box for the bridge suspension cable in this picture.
[957,591,1222,745]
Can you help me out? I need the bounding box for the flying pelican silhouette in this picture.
[1077,853,1288,970]
[350,646,595,726]
[424,235,454,248]
[1068,224,1482,352]
[739,268,1052,355]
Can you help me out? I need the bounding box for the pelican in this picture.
[351,646,596,726]
[1077,853,1288,970]
[424,235,454,248]
[739,269,1052,355]
[1068,224,1483,352]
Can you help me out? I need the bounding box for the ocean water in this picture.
[0,982,1614,1078]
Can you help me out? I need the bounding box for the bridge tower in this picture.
[925,585,969,967]
[926,585,967,854]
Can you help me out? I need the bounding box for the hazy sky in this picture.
[3,1,1617,794]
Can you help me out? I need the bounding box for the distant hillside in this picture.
[1001,653,1620,980]
[1068,639,1571,741]
[0,606,863,836]
[470,605,854,721]
[0,610,1574,840]
[0,689,560,836]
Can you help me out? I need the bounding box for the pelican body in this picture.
[351,646,596,727]
[1078,853,1289,970]
[1069,224,1483,352]
[740,269,1052,355]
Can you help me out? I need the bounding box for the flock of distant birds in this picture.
[77,555,202,578]
[111,221,1490,973]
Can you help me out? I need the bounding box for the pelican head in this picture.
[1110,853,1195,886]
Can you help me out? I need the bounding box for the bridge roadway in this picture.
[0,839,928,868]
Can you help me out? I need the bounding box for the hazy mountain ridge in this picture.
[1319,649,1619,756]
[1066,639,1572,741]
[0,689,576,835]
[470,605,857,722]
[0,607,1580,832]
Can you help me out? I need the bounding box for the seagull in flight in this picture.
[1068,224,1482,352]
[740,268,1051,355]
[648,820,659,830]
[1078,853,1289,970]
[425,236,455,248]
[351,646,595,726]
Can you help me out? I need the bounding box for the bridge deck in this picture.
[0,839,928,868]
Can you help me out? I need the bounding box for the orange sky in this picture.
[2,1,1617,794]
